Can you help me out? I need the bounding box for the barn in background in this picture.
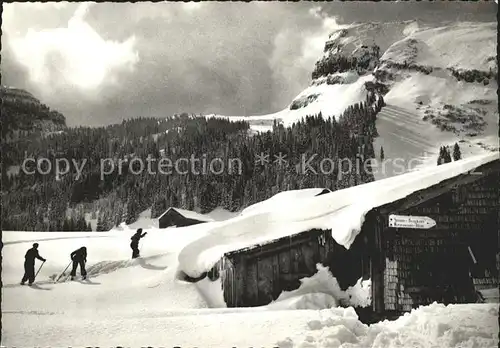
[209,154,499,320]
[158,207,214,228]
[315,188,332,196]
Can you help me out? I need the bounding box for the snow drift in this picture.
[269,264,372,309]
[178,152,499,278]
[278,302,499,348]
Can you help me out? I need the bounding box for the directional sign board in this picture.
[388,214,436,229]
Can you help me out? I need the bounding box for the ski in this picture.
[4,281,49,288]
[50,273,88,283]
[3,283,28,288]
[52,273,70,283]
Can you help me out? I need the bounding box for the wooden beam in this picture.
[228,230,328,260]
[246,239,325,260]
[371,213,385,314]
[379,162,500,215]
[279,273,312,281]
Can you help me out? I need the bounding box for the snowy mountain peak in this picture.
[211,21,497,179]
[324,20,420,57]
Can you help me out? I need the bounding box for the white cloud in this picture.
[268,9,342,109]
[308,6,323,18]
[73,1,93,19]
[7,3,139,93]
[299,15,341,67]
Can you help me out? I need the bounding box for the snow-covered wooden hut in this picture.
[206,152,499,320]
[158,207,214,228]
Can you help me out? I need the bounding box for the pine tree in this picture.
[220,184,233,211]
[96,211,106,232]
[444,146,452,163]
[185,192,196,211]
[378,95,385,109]
[151,196,167,219]
[121,197,129,224]
[453,142,462,161]
[114,202,124,227]
[97,208,113,231]
[124,192,139,225]
[199,181,218,214]
[62,219,70,232]
[437,146,445,166]
[77,214,87,231]
[35,209,47,231]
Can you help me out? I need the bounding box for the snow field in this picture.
[2,307,329,348]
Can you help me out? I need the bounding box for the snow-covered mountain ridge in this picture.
[210,20,498,179]
[1,86,67,142]
[297,20,496,125]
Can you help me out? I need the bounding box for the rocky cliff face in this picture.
[276,20,498,178]
[1,86,67,143]
[289,20,497,140]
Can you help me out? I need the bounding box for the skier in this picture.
[130,228,147,259]
[21,243,46,286]
[70,246,87,280]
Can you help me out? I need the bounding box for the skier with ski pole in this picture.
[130,228,147,259]
[21,243,46,286]
[70,246,87,280]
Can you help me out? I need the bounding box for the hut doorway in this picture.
[411,241,475,305]
[388,230,477,311]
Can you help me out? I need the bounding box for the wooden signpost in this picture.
[388,214,437,229]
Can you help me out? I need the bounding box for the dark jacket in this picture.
[25,248,46,263]
[71,248,87,262]
[131,231,147,244]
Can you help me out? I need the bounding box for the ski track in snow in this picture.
[373,104,455,180]
[2,234,112,245]
[372,103,497,180]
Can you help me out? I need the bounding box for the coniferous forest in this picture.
[2,90,381,231]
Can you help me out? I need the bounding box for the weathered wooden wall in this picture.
[381,171,499,313]
[214,162,499,314]
[219,228,370,308]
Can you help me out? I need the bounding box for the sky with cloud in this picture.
[2,1,496,126]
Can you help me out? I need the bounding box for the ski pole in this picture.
[55,261,72,282]
[34,261,45,278]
